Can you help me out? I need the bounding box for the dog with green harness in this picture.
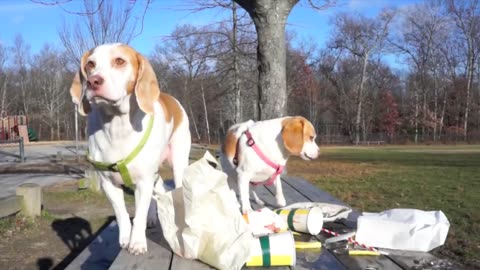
[70,43,191,255]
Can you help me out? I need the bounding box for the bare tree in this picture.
[0,43,9,114]
[57,0,142,65]
[391,1,451,143]
[446,0,480,140]
[155,25,215,142]
[439,35,462,137]
[329,10,394,144]
[11,35,33,116]
[30,45,69,140]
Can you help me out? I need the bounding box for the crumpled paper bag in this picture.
[355,208,450,252]
[154,151,254,270]
[279,202,352,222]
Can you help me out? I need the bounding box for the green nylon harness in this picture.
[86,116,155,187]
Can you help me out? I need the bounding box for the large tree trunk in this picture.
[234,0,299,120]
[422,91,427,141]
[464,42,474,141]
[201,82,211,145]
[414,88,419,144]
[439,88,447,138]
[0,74,7,112]
[232,1,242,123]
[355,55,369,145]
[433,74,438,142]
[56,116,60,140]
[188,106,201,142]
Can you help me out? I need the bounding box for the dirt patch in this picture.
[0,180,131,270]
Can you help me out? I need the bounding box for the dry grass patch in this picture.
[287,157,382,182]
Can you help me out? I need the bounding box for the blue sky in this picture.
[0,0,422,57]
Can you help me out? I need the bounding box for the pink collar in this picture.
[244,130,284,186]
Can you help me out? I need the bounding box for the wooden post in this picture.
[16,183,42,217]
[78,169,101,193]
[19,137,25,163]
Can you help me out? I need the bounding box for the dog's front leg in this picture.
[237,172,253,214]
[101,177,131,249]
[146,176,166,228]
[129,177,154,255]
[251,184,265,207]
[274,176,286,207]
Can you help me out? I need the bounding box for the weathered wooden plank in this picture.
[282,176,361,227]
[295,248,347,270]
[66,221,121,270]
[264,179,311,206]
[249,184,278,209]
[333,253,403,270]
[170,255,214,270]
[383,249,444,270]
[108,225,173,270]
[281,176,348,206]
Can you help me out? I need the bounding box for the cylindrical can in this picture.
[275,207,324,235]
[245,231,296,267]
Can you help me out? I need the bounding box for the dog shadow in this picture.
[50,216,115,269]
[51,217,93,251]
[36,257,54,270]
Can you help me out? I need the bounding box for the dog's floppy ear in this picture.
[135,53,160,115]
[70,72,91,116]
[70,51,92,116]
[281,117,305,155]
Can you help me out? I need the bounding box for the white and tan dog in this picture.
[70,43,191,255]
[220,116,319,214]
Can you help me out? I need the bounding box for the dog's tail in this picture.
[219,119,255,174]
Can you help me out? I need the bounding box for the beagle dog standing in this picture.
[220,116,319,214]
[70,43,191,255]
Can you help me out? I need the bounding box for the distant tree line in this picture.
[1,0,479,144]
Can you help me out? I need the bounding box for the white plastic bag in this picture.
[355,208,450,252]
[154,151,254,270]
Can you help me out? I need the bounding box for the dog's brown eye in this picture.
[86,60,95,69]
[310,136,315,141]
[115,58,125,65]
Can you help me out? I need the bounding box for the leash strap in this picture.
[244,130,284,186]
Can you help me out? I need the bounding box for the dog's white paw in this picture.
[254,198,265,206]
[118,220,132,249]
[241,205,254,215]
[119,236,130,249]
[128,236,148,255]
[276,196,286,208]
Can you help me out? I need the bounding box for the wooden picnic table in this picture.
[67,176,443,270]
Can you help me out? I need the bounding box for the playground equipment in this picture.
[0,110,37,142]
[0,110,31,162]
[0,111,28,141]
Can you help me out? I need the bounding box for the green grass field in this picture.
[287,145,480,267]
